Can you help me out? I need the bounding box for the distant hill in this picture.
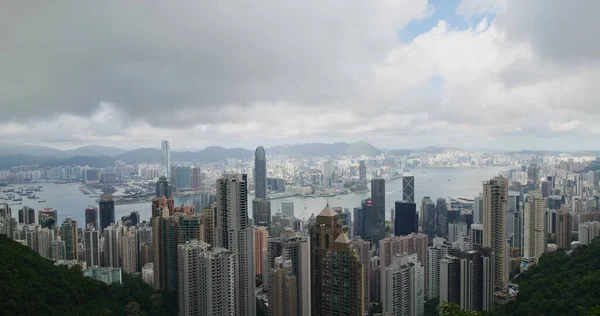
[386,149,413,156]
[64,145,127,157]
[267,141,381,157]
[0,234,176,315]
[0,144,63,156]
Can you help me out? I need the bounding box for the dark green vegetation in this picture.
[0,235,176,316]
[498,238,600,316]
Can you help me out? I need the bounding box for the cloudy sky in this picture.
[2,0,599,151]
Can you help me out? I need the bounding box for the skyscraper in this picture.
[216,174,256,316]
[281,201,294,217]
[253,198,272,227]
[354,199,372,241]
[254,226,269,276]
[98,195,115,230]
[269,257,299,316]
[85,207,98,230]
[174,166,192,190]
[121,228,139,273]
[371,178,386,246]
[350,237,372,312]
[38,208,57,229]
[192,167,202,190]
[483,176,508,290]
[359,160,367,181]
[402,173,415,203]
[103,223,121,268]
[84,228,100,267]
[18,206,35,224]
[59,217,78,261]
[322,161,333,187]
[161,140,171,179]
[427,238,449,300]
[156,175,173,198]
[556,206,572,249]
[255,146,267,199]
[382,252,424,316]
[523,194,547,260]
[394,201,418,237]
[422,197,436,238]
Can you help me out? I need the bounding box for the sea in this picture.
[6,167,508,225]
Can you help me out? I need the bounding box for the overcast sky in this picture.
[2,0,599,151]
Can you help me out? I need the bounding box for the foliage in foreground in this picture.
[0,234,176,316]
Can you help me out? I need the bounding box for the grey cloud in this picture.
[0,0,429,127]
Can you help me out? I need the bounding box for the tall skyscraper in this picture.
[310,204,343,315]
[483,176,508,290]
[269,257,299,316]
[254,226,269,276]
[174,166,192,190]
[253,198,272,227]
[359,160,367,181]
[161,140,171,179]
[427,238,449,300]
[422,197,436,238]
[18,206,35,224]
[0,203,12,237]
[350,237,372,312]
[394,201,418,237]
[98,195,115,230]
[402,173,415,203]
[216,174,256,316]
[59,217,78,261]
[121,228,139,273]
[383,252,424,316]
[354,199,372,241]
[255,146,267,199]
[84,228,101,267]
[38,208,57,229]
[156,176,173,198]
[322,161,333,187]
[103,223,121,268]
[178,240,236,316]
[556,206,572,249]
[523,194,547,260]
[192,167,202,190]
[85,207,98,230]
[371,178,386,246]
[281,201,294,217]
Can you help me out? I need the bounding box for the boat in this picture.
[13,197,22,201]
[38,200,46,203]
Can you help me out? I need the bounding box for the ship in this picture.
[38,200,46,203]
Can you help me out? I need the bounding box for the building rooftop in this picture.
[317,203,337,217]
[334,232,351,244]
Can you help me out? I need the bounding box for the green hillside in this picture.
[0,235,176,316]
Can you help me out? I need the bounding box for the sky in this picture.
[2,0,600,151]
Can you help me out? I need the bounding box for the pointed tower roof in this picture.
[334,231,351,244]
[317,202,337,217]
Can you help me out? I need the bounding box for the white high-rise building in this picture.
[579,221,600,245]
[103,223,121,268]
[383,252,424,316]
[216,174,256,316]
[161,140,171,179]
[523,194,547,260]
[84,229,101,267]
[483,176,508,290]
[427,239,449,300]
[121,228,139,273]
[448,222,468,243]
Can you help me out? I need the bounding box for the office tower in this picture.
[320,231,364,316]
[267,229,311,316]
[353,199,372,241]
[395,201,418,237]
[161,140,171,179]
[281,201,294,217]
[403,173,415,203]
[541,180,551,198]
[470,224,484,249]
[269,257,299,316]
[38,208,57,229]
[473,194,484,225]
[85,207,98,229]
[103,223,121,268]
[156,175,173,198]
[322,161,333,187]
[253,198,272,227]
[216,173,256,316]
[310,204,344,315]
[359,160,367,181]
[121,228,139,273]
[18,206,35,224]
[337,207,353,238]
[98,195,115,230]
[121,211,140,226]
[84,228,101,267]
[192,167,201,190]
[436,198,449,238]
[448,222,468,243]
[350,238,371,312]
[440,255,460,305]
[523,194,547,260]
[512,211,523,255]
[482,176,508,290]
[527,163,538,187]
[255,146,267,199]
[556,206,572,249]
[422,197,436,238]
[0,203,12,237]
[255,226,269,276]
[172,166,192,190]
[35,226,54,259]
[383,253,424,316]
[427,239,449,300]
[178,240,236,316]
[371,178,386,245]
[578,221,600,245]
[59,217,78,261]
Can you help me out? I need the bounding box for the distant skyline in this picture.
[2,1,600,151]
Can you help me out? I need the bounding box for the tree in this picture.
[437,302,481,316]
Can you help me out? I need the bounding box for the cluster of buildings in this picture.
[1,140,600,316]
